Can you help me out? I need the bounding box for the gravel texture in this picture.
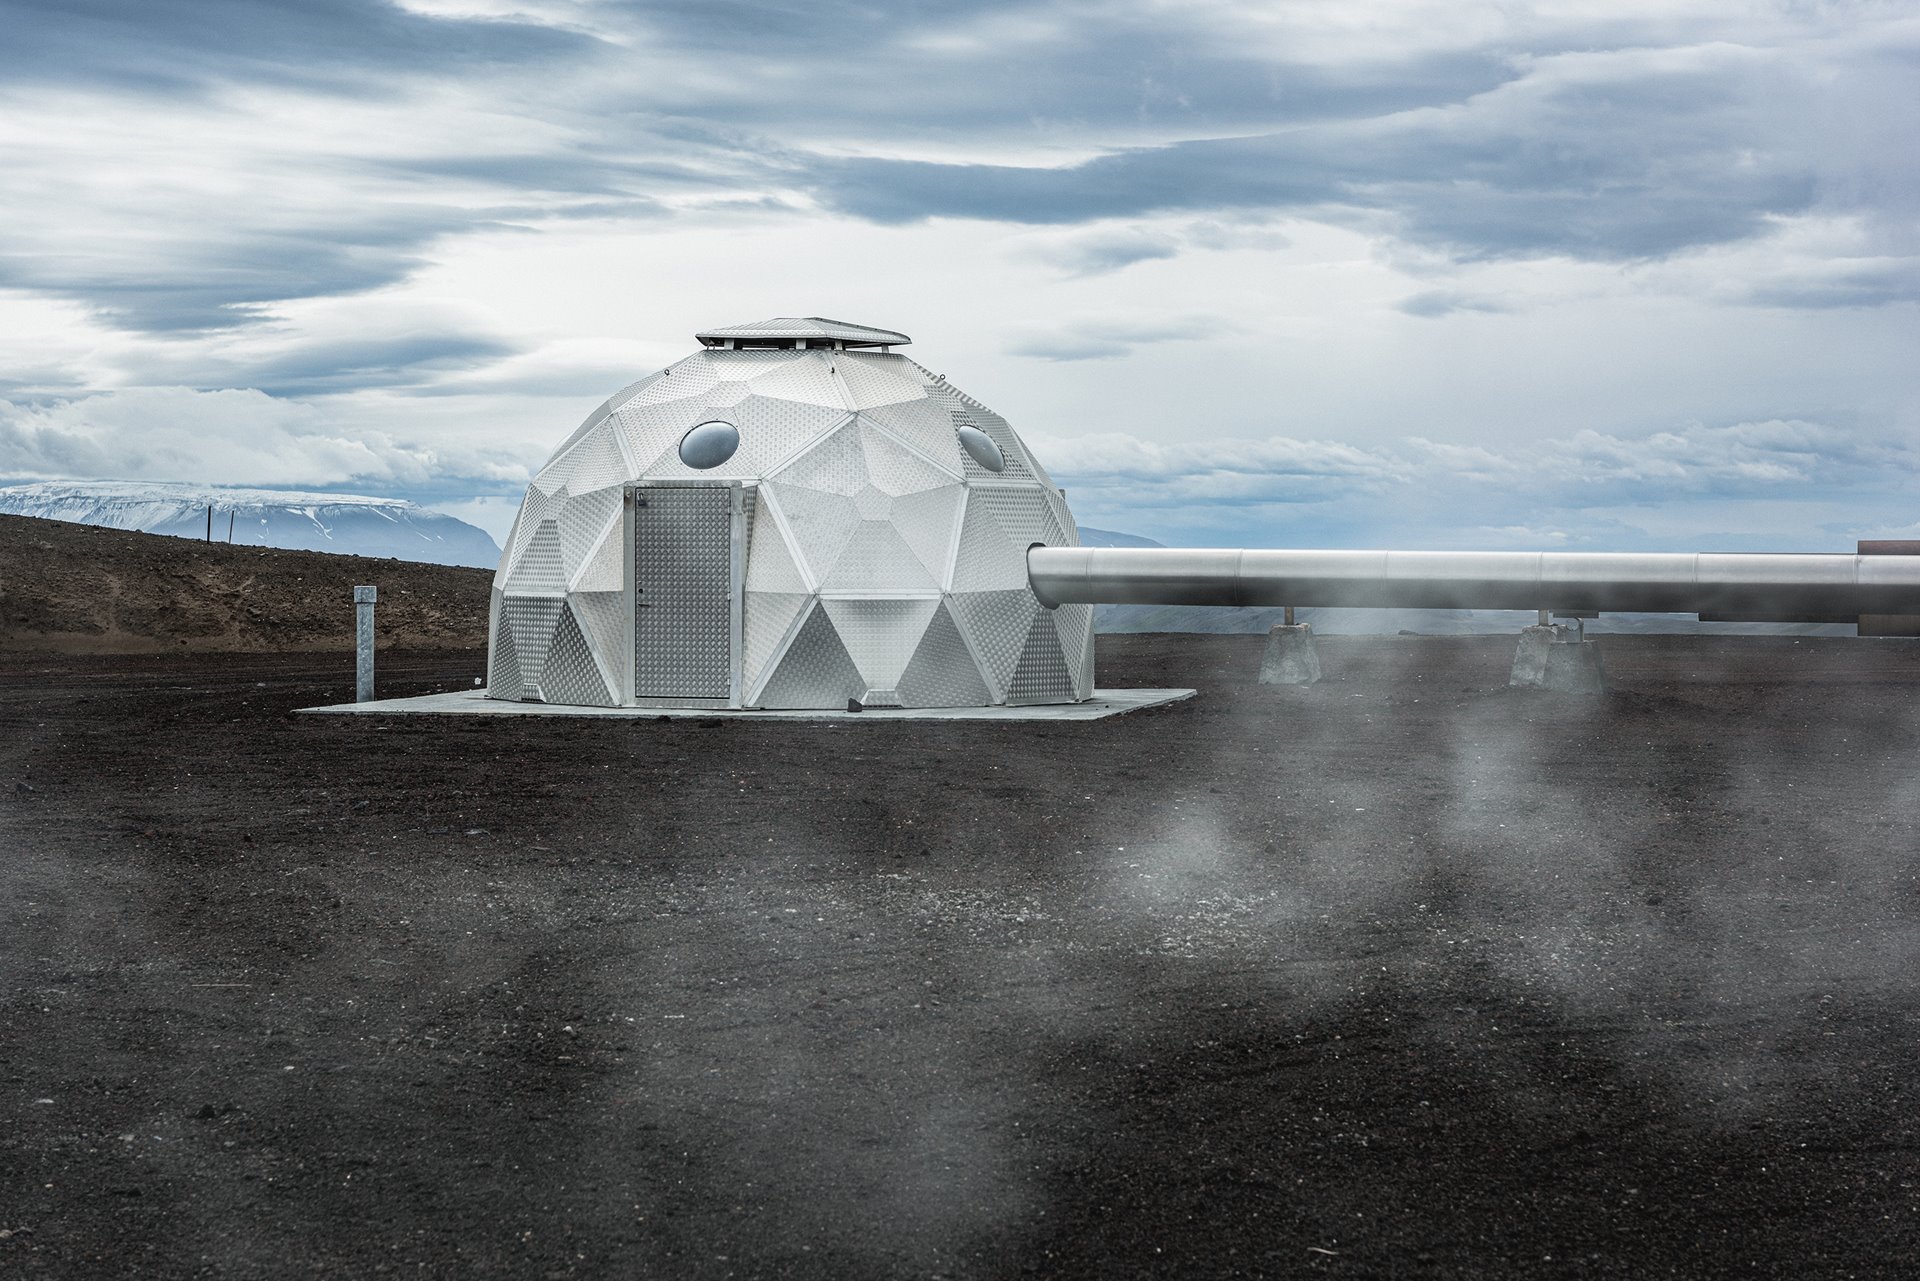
[2,633,1917,1278]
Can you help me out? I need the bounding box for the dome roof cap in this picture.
[694,317,910,350]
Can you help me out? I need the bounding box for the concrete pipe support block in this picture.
[1510,625,1606,692]
[1260,623,1322,685]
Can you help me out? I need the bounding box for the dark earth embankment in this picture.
[2,632,1917,1278]
[0,512,489,654]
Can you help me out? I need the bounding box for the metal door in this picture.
[630,483,742,703]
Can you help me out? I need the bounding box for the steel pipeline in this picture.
[1026,547,1920,618]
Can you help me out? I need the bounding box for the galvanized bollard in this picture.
[354,585,377,702]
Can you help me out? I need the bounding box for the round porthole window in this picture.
[679,420,740,469]
[956,424,1006,473]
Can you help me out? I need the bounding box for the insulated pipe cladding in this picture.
[1026,547,1920,621]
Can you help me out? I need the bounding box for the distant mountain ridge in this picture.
[0,481,501,569]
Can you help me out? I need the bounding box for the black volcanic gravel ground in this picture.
[2,633,1917,1279]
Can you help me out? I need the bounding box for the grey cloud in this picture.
[1397,290,1510,318]
[2,0,592,94]
[1046,419,1917,516]
[1032,228,1181,277]
[1006,315,1234,362]
[807,44,1837,262]
[1741,259,1920,309]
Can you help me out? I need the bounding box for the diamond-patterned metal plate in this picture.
[632,486,734,699]
[753,599,865,709]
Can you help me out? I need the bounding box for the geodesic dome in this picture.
[487,318,1094,709]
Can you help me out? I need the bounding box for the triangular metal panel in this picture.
[626,354,722,406]
[487,592,524,698]
[556,485,622,574]
[973,484,1067,548]
[502,485,560,575]
[506,520,567,595]
[503,595,564,692]
[950,588,1036,699]
[536,604,615,706]
[889,484,964,588]
[949,491,1029,594]
[857,400,968,473]
[896,601,993,708]
[768,417,868,497]
[820,597,941,690]
[820,521,940,593]
[745,490,810,595]
[572,516,625,593]
[858,420,960,496]
[752,598,866,710]
[704,380,753,409]
[745,356,848,409]
[1008,608,1075,705]
[761,480,859,585]
[1050,602,1095,697]
[744,590,812,693]
[614,400,714,477]
[570,589,629,690]
[834,353,929,410]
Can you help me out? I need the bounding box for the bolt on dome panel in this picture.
[950,492,1030,594]
[889,484,965,587]
[896,601,993,707]
[951,587,1038,698]
[1008,609,1075,705]
[506,520,567,595]
[537,604,614,707]
[744,589,811,691]
[752,598,865,709]
[820,596,941,690]
[761,480,861,584]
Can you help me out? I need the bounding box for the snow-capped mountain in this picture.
[0,481,501,568]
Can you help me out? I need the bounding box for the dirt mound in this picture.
[0,511,491,654]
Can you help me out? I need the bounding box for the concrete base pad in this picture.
[297,687,1197,722]
[1510,625,1607,692]
[1259,623,1321,685]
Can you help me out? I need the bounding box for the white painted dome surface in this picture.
[488,329,1092,709]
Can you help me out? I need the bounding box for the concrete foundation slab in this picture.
[297,688,1197,722]
[1259,623,1321,685]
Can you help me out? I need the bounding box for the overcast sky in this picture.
[1,0,1915,550]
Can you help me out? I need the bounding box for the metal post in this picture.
[354,585,377,702]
